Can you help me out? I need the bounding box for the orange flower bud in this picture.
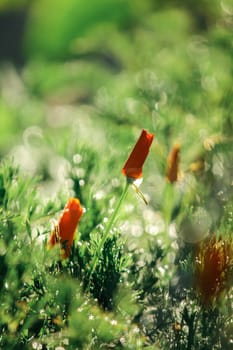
[47,198,83,258]
[166,143,180,183]
[195,236,233,305]
[122,129,154,180]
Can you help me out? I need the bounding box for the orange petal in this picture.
[47,198,83,258]
[195,237,233,305]
[122,129,154,179]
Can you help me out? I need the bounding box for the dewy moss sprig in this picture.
[88,129,154,290]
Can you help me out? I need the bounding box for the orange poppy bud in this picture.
[195,236,233,305]
[166,143,180,183]
[47,198,83,258]
[122,129,154,180]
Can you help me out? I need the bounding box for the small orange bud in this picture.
[166,143,180,183]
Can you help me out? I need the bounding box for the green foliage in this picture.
[89,234,128,310]
[0,160,144,349]
[23,0,147,59]
[0,1,233,348]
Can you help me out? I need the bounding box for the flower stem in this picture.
[87,181,130,291]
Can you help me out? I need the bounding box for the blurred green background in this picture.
[0,1,233,349]
[0,0,233,227]
[0,0,232,191]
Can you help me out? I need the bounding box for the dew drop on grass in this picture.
[94,190,105,200]
[111,178,120,187]
[146,223,159,236]
[79,179,85,187]
[73,154,82,164]
[111,319,117,326]
[32,342,43,350]
[63,339,69,345]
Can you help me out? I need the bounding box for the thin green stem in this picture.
[87,181,130,291]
